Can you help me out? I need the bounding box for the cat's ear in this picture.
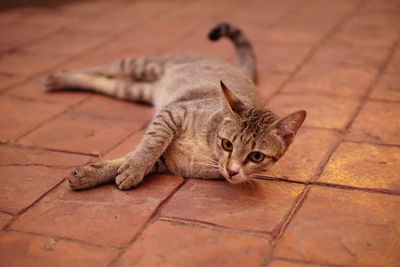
[220,80,246,116]
[269,110,306,146]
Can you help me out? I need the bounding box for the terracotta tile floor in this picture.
[1,0,399,266]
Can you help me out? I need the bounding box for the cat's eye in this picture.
[248,151,265,163]
[221,139,233,151]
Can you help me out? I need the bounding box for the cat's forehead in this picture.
[223,107,278,133]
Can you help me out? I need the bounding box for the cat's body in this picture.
[46,23,306,190]
[152,54,259,179]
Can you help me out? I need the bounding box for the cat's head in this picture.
[215,81,306,184]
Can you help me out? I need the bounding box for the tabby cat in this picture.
[45,23,306,190]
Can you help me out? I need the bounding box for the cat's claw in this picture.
[116,160,145,190]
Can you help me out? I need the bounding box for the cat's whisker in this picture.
[198,154,219,165]
[199,154,218,162]
[197,162,223,171]
[242,180,251,189]
[248,179,257,189]
[197,160,217,165]
[197,163,218,168]
[199,162,218,167]
[241,180,250,188]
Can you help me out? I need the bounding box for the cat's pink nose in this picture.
[227,168,239,177]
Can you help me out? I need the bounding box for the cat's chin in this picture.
[224,176,248,184]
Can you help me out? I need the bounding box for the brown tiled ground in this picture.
[1,0,399,266]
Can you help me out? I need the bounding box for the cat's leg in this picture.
[67,158,124,190]
[67,157,167,190]
[115,105,185,190]
[45,71,155,104]
[76,56,167,81]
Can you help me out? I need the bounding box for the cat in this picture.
[45,23,306,190]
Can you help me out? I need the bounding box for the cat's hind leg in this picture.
[77,56,167,82]
[45,71,155,104]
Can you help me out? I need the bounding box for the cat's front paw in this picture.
[115,160,145,190]
[68,160,119,190]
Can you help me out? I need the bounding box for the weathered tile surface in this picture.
[275,186,400,266]
[0,96,66,141]
[0,231,118,267]
[266,128,339,181]
[0,144,91,167]
[331,20,399,48]
[0,21,57,47]
[0,165,70,214]
[24,28,108,55]
[387,47,400,74]
[11,175,183,246]
[161,179,304,233]
[310,42,389,70]
[6,77,90,105]
[116,219,271,267]
[370,73,400,101]
[346,100,400,145]
[258,72,289,101]
[0,213,13,229]
[267,93,360,130]
[0,50,70,76]
[72,95,153,122]
[268,260,321,267]
[21,112,143,155]
[319,142,400,192]
[282,62,376,97]
[0,73,23,92]
[256,44,310,73]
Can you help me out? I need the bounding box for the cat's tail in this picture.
[208,22,257,83]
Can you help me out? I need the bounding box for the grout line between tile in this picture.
[255,176,400,196]
[0,163,73,168]
[263,185,311,266]
[159,216,272,239]
[4,228,122,251]
[3,178,68,230]
[0,140,97,157]
[311,131,346,181]
[107,178,188,267]
[343,139,400,148]
[16,94,93,140]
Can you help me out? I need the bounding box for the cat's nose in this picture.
[227,168,239,177]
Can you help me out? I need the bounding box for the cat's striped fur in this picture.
[45,23,306,190]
